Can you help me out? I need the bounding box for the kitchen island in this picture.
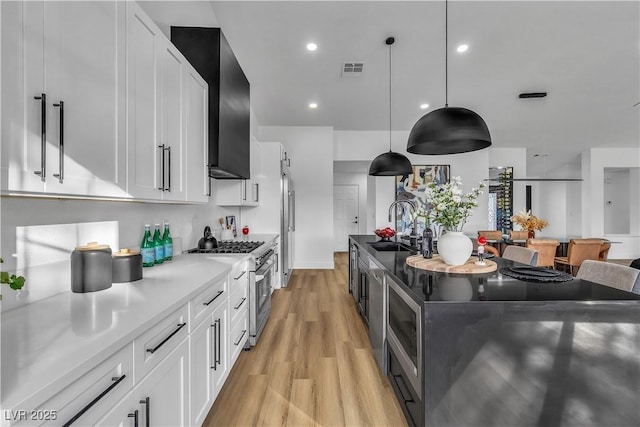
[350,235,640,427]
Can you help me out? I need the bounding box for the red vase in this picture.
[528,230,535,239]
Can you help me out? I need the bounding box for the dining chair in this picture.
[526,238,560,268]
[477,230,503,241]
[502,246,539,266]
[471,238,500,256]
[554,239,602,276]
[508,230,529,240]
[576,260,640,294]
[476,230,503,254]
[580,238,611,261]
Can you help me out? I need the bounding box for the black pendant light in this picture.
[369,37,413,176]
[406,0,491,155]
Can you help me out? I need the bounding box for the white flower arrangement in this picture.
[423,176,486,232]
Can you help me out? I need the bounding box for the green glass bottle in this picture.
[153,224,164,264]
[141,224,155,267]
[163,222,173,261]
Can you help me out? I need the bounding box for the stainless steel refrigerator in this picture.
[281,155,295,287]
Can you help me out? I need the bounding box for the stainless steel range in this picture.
[186,240,264,254]
[186,238,277,348]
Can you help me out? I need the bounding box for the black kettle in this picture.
[198,226,217,250]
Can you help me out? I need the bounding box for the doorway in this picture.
[333,185,359,251]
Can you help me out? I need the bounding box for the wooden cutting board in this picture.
[406,254,497,273]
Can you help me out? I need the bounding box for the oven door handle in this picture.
[256,259,275,276]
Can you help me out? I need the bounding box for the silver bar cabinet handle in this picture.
[33,93,46,181]
[158,144,166,191]
[62,375,126,426]
[128,410,139,427]
[53,101,64,183]
[166,146,171,191]
[139,397,150,427]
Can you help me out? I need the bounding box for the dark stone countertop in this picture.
[349,235,640,304]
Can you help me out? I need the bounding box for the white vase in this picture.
[437,231,473,266]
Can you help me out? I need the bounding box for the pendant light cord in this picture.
[445,0,448,108]
[389,40,392,151]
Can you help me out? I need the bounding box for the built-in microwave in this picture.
[386,276,422,398]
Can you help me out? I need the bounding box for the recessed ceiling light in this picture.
[309,102,318,109]
[456,44,468,53]
[306,43,317,51]
[420,103,430,110]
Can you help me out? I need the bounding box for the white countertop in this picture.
[1,253,249,412]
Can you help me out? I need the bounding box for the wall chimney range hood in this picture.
[171,27,250,179]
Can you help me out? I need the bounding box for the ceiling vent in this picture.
[342,62,364,77]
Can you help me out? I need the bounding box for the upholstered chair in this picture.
[526,238,560,268]
[476,231,503,254]
[508,230,529,241]
[502,246,539,266]
[477,230,503,240]
[580,238,611,261]
[471,238,500,256]
[577,260,640,294]
[554,239,601,276]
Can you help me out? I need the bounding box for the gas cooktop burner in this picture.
[186,241,264,254]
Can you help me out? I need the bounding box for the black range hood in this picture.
[171,27,250,179]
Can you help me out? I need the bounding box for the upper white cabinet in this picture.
[216,137,261,206]
[0,0,208,203]
[185,66,210,203]
[125,2,161,200]
[1,0,128,197]
[126,2,208,203]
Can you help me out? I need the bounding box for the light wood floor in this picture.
[203,252,407,427]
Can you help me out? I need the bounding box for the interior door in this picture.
[333,185,359,251]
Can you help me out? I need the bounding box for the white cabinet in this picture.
[211,301,229,394]
[189,314,215,426]
[134,338,190,427]
[185,66,210,203]
[158,40,187,202]
[126,1,208,203]
[189,287,229,426]
[133,304,189,383]
[1,1,207,203]
[97,339,190,427]
[95,391,137,427]
[23,344,134,427]
[125,2,161,200]
[216,137,261,206]
[1,0,127,198]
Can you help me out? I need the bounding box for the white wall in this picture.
[582,148,640,258]
[258,126,335,269]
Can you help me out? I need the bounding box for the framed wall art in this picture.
[395,165,450,233]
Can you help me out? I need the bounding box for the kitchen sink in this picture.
[367,241,413,252]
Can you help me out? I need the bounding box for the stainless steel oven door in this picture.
[387,277,422,398]
[251,257,275,344]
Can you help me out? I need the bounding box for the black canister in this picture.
[112,249,143,283]
[71,242,113,293]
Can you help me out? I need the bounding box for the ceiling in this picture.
[147,1,640,177]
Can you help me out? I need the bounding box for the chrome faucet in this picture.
[388,200,418,243]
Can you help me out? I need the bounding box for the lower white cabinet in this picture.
[189,316,215,426]
[21,344,133,427]
[135,338,190,427]
[96,338,189,427]
[9,261,251,427]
